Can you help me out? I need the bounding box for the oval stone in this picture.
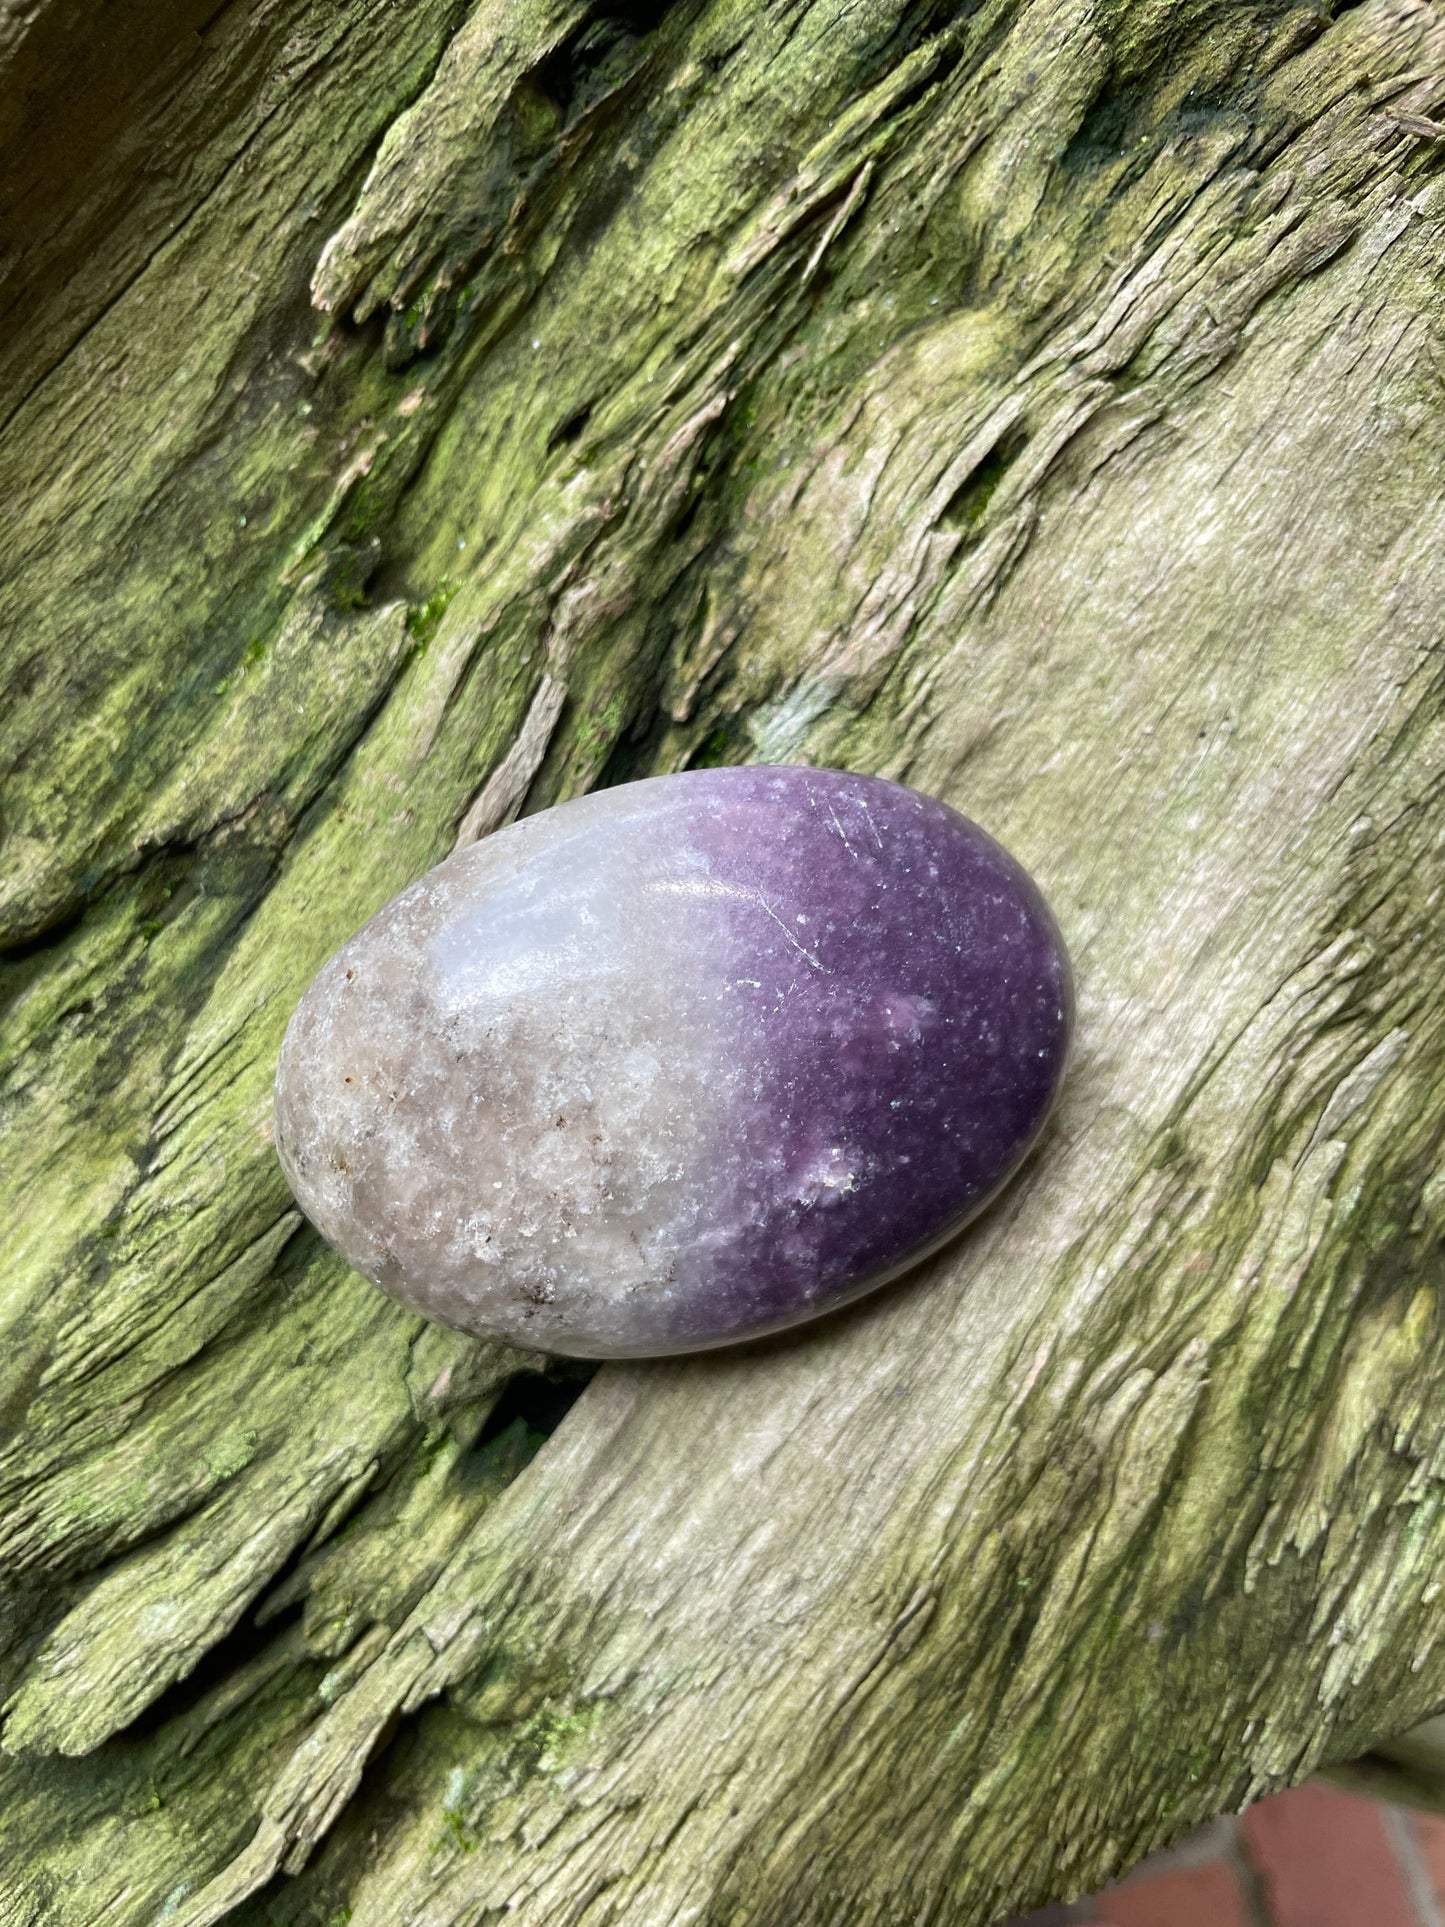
[273,766,1072,1358]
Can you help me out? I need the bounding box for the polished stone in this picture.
[273,766,1072,1357]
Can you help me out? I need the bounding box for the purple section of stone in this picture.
[663,768,1071,1342]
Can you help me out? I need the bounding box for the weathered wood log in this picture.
[3,0,1445,1921]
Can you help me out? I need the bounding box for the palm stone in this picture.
[273,765,1072,1357]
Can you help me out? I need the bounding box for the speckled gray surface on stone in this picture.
[273,766,1072,1357]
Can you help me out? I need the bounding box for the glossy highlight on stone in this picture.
[273,766,1073,1358]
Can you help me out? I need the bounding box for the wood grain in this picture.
[2,0,1444,1920]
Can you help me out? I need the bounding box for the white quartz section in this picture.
[274,781,748,1355]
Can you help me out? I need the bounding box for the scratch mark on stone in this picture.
[754,892,830,972]
[827,801,859,858]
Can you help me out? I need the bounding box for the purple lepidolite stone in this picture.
[273,766,1072,1357]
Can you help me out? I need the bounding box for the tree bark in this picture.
[3,0,1445,1921]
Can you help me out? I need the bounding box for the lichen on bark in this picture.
[2,0,1445,1921]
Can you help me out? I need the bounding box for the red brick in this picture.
[1239,1782,1420,1927]
[1409,1809,1445,1912]
[1094,1861,1249,1927]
